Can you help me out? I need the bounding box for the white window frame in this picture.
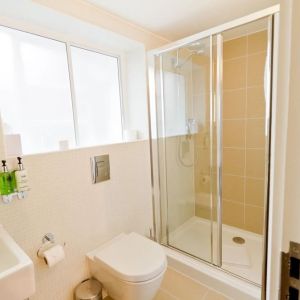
[66,43,125,145]
[0,18,126,153]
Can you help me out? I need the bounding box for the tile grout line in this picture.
[223,146,265,150]
[223,49,267,62]
[223,197,265,209]
[224,28,266,43]
[221,173,265,180]
[223,83,264,92]
[223,117,265,121]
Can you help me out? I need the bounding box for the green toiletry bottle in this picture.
[0,160,14,195]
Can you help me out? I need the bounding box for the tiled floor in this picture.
[154,268,231,300]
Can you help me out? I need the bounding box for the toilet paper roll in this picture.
[43,245,65,268]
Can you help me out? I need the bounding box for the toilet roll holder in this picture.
[37,233,65,259]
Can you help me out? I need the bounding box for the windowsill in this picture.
[6,138,149,159]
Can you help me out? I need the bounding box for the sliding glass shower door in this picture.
[151,13,276,287]
[154,35,220,264]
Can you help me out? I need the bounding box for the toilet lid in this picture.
[94,232,167,282]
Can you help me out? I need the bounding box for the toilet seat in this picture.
[94,232,167,283]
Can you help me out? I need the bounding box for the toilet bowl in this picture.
[87,232,167,300]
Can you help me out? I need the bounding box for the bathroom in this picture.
[0,0,299,300]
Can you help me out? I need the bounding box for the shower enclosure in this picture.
[148,6,279,295]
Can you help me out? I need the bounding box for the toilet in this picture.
[87,232,167,300]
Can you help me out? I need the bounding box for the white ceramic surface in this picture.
[0,224,35,300]
[87,232,167,300]
[94,232,167,282]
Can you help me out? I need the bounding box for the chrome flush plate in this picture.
[91,155,110,183]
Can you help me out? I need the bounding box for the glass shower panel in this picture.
[155,36,216,263]
[151,10,277,290]
[220,17,271,284]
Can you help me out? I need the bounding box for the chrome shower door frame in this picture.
[215,33,223,267]
[147,4,280,295]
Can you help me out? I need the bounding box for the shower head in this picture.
[173,48,205,69]
[187,42,205,53]
[191,49,205,55]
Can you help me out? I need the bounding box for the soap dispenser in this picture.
[14,157,29,193]
[0,160,14,195]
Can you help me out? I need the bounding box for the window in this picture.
[0,26,123,155]
[0,26,75,154]
[70,46,123,147]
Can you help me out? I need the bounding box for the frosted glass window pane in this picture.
[70,46,123,147]
[0,26,75,154]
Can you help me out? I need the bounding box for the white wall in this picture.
[32,0,169,49]
[124,48,149,139]
[0,0,152,142]
[0,0,139,53]
[0,141,152,300]
[268,0,300,298]
[0,2,159,299]
[281,0,300,249]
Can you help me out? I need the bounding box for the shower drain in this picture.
[232,236,245,244]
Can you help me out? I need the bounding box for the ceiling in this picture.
[87,0,279,41]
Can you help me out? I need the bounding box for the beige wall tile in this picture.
[223,200,244,228]
[248,30,268,54]
[195,205,211,220]
[223,58,246,90]
[196,148,211,174]
[194,126,210,149]
[195,191,218,221]
[215,33,268,235]
[247,85,264,99]
[193,92,210,121]
[247,86,265,118]
[223,175,245,203]
[245,178,265,207]
[195,33,268,235]
[223,148,245,176]
[195,171,211,195]
[247,52,267,86]
[223,36,247,60]
[192,54,210,66]
[161,268,208,300]
[223,89,246,119]
[196,203,212,220]
[192,65,210,94]
[194,132,203,148]
[245,205,264,234]
[246,118,266,148]
[223,120,246,148]
[246,149,265,178]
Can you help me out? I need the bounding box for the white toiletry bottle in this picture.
[14,157,29,193]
